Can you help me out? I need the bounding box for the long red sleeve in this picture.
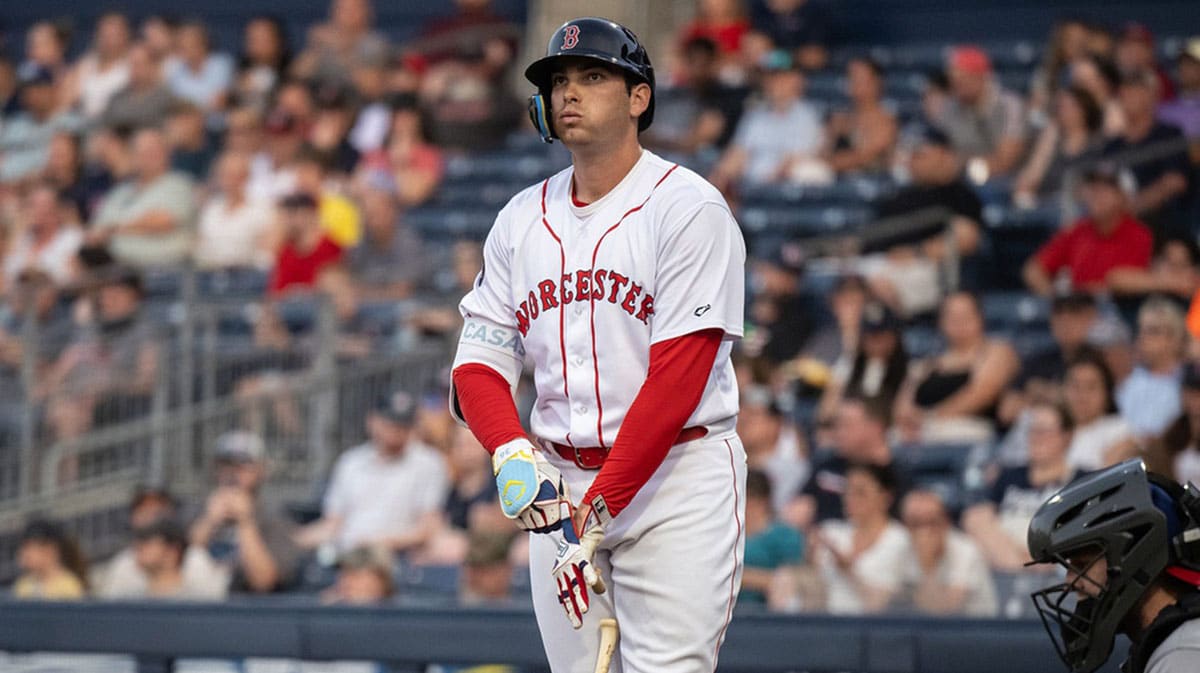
[582,328,724,519]
[452,363,527,454]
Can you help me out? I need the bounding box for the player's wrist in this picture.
[491,437,536,474]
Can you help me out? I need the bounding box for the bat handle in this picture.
[594,617,619,673]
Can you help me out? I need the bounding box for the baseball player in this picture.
[1026,459,1200,673]
[449,16,747,673]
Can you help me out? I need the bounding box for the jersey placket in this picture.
[563,207,601,448]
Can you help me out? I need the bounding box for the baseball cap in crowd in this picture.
[760,49,797,73]
[279,192,318,211]
[1050,291,1097,314]
[1184,362,1200,390]
[465,531,514,568]
[1117,67,1158,90]
[949,46,991,75]
[1120,22,1155,45]
[337,545,396,595]
[1082,161,1137,196]
[766,242,806,275]
[861,301,901,333]
[373,390,418,426]
[92,264,144,296]
[17,63,54,88]
[214,430,266,464]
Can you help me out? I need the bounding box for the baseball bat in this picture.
[594,617,619,673]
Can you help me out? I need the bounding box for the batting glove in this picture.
[552,509,605,629]
[492,438,569,533]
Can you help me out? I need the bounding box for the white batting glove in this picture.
[552,511,606,629]
[492,438,570,533]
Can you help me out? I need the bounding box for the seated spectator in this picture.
[248,109,305,203]
[1013,293,1099,404]
[268,193,343,296]
[931,46,1027,179]
[296,391,450,554]
[0,270,74,370]
[295,147,361,248]
[710,50,823,193]
[800,274,868,369]
[820,302,910,420]
[195,151,276,270]
[21,21,69,83]
[899,489,997,616]
[859,128,983,318]
[307,85,361,174]
[133,518,225,600]
[678,0,750,64]
[1023,164,1153,297]
[962,402,1078,571]
[1071,55,1125,137]
[1014,86,1106,203]
[13,519,87,599]
[190,431,302,593]
[234,15,292,114]
[1063,351,1136,470]
[293,0,390,89]
[895,292,1018,443]
[345,190,423,301]
[323,546,395,605]
[813,463,910,614]
[460,531,516,606]
[748,0,831,71]
[823,57,897,174]
[94,485,227,599]
[41,132,93,221]
[0,57,15,118]
[793,396,907,527]
[646,37,748,155]
[62,12,131,120]
[1115,23,1175,101]
[747,243,820,365]
[100,44,176,131]
[739,386,808,514]
[1149,363,1200,485]
[356,101,444,209]
[1109,236,1200,304]
[443,426,495,534]
[0,65,81,184]
[741,469,805,609]
[88,127,197,269]
[1158,39,1200,157]
[1103,69,1192,237]
[3,182,83,286]
[1116,296,1185,439]
[166,103,217,180]
[1029,19,1094,119]
[165,20,234,117]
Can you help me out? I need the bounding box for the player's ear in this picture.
[628,82,651,123]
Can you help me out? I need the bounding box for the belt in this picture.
[545,426,709,470]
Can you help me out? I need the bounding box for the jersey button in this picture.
[573,356,585,367]
[574,305,584,317]
[574,404,587,414]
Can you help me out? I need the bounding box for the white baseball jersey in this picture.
[457,149,745,448]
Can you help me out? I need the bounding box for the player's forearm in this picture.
[452,363,527,454]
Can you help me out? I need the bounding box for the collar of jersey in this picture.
[567,149,650,219]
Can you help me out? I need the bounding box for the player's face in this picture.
[549,60,649,148]
[1064,549,1108,599]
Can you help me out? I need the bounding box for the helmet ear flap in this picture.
[528,91,556,144]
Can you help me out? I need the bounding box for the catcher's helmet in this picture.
[524,17,655,143]
[1026,459,1200,673]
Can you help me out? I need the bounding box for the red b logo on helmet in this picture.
[562,24,580,49]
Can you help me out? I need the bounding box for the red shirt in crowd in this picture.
[268,235,343,296]
[680,19,750,55]
[1034,213,1154,292]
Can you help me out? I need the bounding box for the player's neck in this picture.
[569,139,644,204]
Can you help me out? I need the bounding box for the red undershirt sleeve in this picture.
[582,328,724,519]
[451,363,527,455]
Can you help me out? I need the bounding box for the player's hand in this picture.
[492,438,569,533]
[551,507,605,629]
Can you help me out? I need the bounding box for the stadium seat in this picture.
[980,292,1049,332]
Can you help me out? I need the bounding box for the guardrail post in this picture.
[18,288,40,499]
[135,655,174,673]
[175,263,198,487]
[147,339,169,486]
[309,295,338,480]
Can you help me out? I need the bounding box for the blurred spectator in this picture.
[1014,86,1105,203]
[0,56,18,118]
[41,132,92,219]
[94,485,227,599]
[1109,236,1200,303]
[801,274,868,368]
[166,102,218,179]
[740,469,805,609]
[820,302,910,419]
[895,292,1018,443]
[406,240,481,338]
[747,242,819,364]
[139,15,179,64]
[1158,39,1200,156]
[345,190,423,301]
[324,546,395,604]
[793,396,906,527]
[1063,351,1136,471]
[1103,69,1191,237]
[932,46,1027,179]
[296,391,450,554]
[739,386,808,514]
[748,0,831,71]
[0,270,73,369]
[643,37,747,154]
[88,127,197,268]
[710,50,823,192]
[100,44,176,131]
[460,531,515,605]
[1149,363,1200,485]
[1116,296,1185,438]
[679,0,751,62]
[414,0,518,65]
[1115,23,1175,101]
[248,109,305,203]
[1030,18,1094,118]
[294,0,389,88]
[347,61,391,154]
[1023,164,1153,297]
[0,65,81,183]
[296,147,361,247]
[224,107,265,156]
[443,426,495,532]
[899,489,997,616]
[268,192,343,296]
[355,101,444,209]
[962,402,1076,571]
[133,518,225,600]
[13,519,87,600]
[61,11,132,120]
[190,431,302,593]
[195,151,277,270]
[308,86,361,174]
[3,182,83,286]
[1070,55,1125,137]
[812,463,910,614]
[235,15,292,114]
[860,128,982,318]
[165,20,234,117]
[1007,294,1098,415]
[823,57,897,174]
[22,21,69,82]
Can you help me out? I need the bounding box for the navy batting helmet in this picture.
[524,17,655,143]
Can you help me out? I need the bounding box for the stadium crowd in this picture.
[3,0,1200,626]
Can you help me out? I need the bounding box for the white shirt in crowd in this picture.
[1066,414,1135,471]
[764,424,809,514]
[2,226,84,285]
[194,195,276,270]
[817,520,912,615]
[902,528,999,617]
[322,440,450,552]
[92,546,229,600]
[75,54,131,119]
